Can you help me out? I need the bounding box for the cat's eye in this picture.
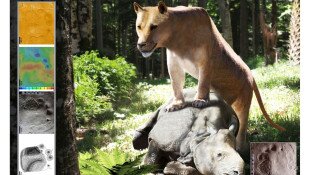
[137,25,141,30]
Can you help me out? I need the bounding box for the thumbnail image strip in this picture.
[19,92,54,134]
[19,47,54,90]
[18,2,54,44]
[19,134,55,174]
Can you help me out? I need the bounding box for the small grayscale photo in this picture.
[20,144,53,173]
[19,92,54,134]
[251,142,297,175]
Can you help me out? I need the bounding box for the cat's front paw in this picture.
[165,99,186,112]
[192,99,208,108]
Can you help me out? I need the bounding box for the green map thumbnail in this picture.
[19,47,54,90]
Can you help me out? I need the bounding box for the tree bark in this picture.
[122,26,128,57]
[239,0,249,60]
[145,58,150,79]
[198,0,207,8]
[252,0,260,55]
[261,0,267,13]
[117,20,121,54]
[77,0,93,52]
[71,0,92,54]
[160,48,166,78]
[288,0,300,64]
[71,0,81,54]
[56,0,80,174]
[95,0,104,54]
[217,0,234,48]
[271,0,277,27]
[179,0,189,6]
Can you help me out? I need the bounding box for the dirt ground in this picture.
[19,92,54,134]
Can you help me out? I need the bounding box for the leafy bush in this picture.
[73,51,137,123]
[79,148,157,175]
[75,74,112,123]
[74,51,137,101]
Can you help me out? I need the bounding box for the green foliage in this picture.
[77,129,105,152]
[246,55,265,69]
[74,51,137,101]
[75,74,112,123]
[184,73,198,88]
[79,148,157,175]
[73,51,137,123]
[252,60,300,91]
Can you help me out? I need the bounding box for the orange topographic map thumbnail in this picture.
[18,2,54,44]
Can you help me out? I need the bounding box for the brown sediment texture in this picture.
[19,92,54,134]
[18,2,54,44]
[251,142,297,175]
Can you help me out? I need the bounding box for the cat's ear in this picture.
[133,2,143,13]
[158,1,167,14]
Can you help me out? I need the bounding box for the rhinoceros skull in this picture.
[192,129,244,175]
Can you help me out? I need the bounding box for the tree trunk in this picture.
[95,0,103,54]
[160,48,166,78]
[230,0,239,53]
[56,0,80,174]
[288,0,300,64]
[179,0,189,6]
[145,58,150,79]
[122,26,128,57]
[77,0,93,52]
[261,0,267,13]
[252,0,260,55]
[217,0,234,48]
[239,0,249,60]
[198,0,207,8]
[166,0,174,6]
[271,0,277,27]
[71,0,92,54]
[71,0,81,54]
[151,56,154,79]
[117,20,121,54]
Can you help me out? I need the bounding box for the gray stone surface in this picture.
[19,92,54,134]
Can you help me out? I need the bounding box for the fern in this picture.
[79,148,157,175]
[107,154,157,175]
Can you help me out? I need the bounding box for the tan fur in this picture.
[133,2,285,150]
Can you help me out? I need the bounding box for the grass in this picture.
[248,59,300,142]
[78,57,300,174]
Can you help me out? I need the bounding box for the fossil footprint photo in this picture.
[251,142,297,175]
[20,144,53,172]
[19,92,54,134]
